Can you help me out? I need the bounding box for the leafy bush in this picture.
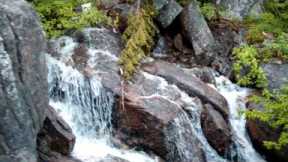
[31,0,111,38]
[119,6,156,80]
[200,3,217,20]
[246,87,288,150]
[244,0,288,44]
[264,33,288,59]
[233,45,267,88]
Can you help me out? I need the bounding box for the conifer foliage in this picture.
[119,5,156,80]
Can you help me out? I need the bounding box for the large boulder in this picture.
[246,102,288,162]
[0,0,48,161]
[201,104,231,156]
[142,61,229,118]
[112,72,206,162]
[180,0,219,65]
[156,0,183,28]
[37,106,76,162]
[262,63,288,91]
[80,28,123,56]
[183,67,216,85]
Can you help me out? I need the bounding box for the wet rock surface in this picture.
[142,61,229,118]
[0,0,48,161]
[112,71,207,162]
[37,106,75,162]
[98,155,129,162]
[201,104,231,156]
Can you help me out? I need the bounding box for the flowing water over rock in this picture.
[45,30,267,162]
[215,76,266,162]
[46,53,157,161]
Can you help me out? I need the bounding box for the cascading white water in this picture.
[215,76,266,162]
[46,36,157,162]
[141,72,227,162]
[46,32,267,162]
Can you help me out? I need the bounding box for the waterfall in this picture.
[215,76,266,162]
[46,41,157,162]
[45,32,267,162]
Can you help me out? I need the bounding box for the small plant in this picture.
[244,0,288,44]
[264,33,288,59]
[119,5,156,80]
[246,87,288,150]
[31,0,111,38]
[233,45,268,88]
[200,3,217,20]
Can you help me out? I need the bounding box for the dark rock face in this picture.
[37,106,75,162]
[246,102,288,162]
[113,94,181,159]
[0,0,48,161]
[152,36,171,58]
[262,63,288,91]
[210,23,242,76]
[181,0,218,65]
[156,0,183,28]
[142,61,229,118]
[201,104,231,156]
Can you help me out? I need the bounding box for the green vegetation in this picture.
[232,0,288,150]
[233,45,268,88]
[30,0,111,38]
[244,0,288,44]
[246,87,288,150]
[119,5,156,80]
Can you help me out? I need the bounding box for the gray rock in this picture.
[0,0,48,161]
[152,36,171,58]
[181,0,218,65]
[80,28,123,56]
[217,0,263,20]
[153,0,169,10]
[201,104,231,156]
[156,0,183,28]
[112,72,206,162]
[262,63,288,91]
[37,106,75,162]
[184,67,216,85]
[142,61,229,118]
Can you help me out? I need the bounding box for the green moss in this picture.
[264,33,288,59]
[233,45,268,88]
[246,87,288,150]
[119,5,156,80]
[244,0,288,44]
[31,0,111,38]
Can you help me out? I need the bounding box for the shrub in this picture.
[264,33,288,59]
[244,0,288,44]
[119,5,156,80]
[233,45,268,88]
[246,87,288,150]
[31,0,111,38]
